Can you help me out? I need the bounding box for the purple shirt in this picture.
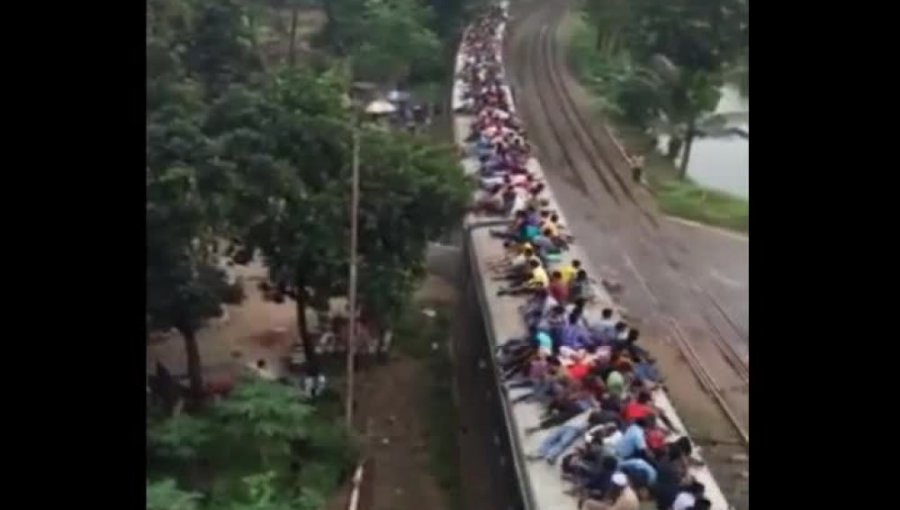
[560,323,588,349]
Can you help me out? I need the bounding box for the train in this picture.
[452,3,732,510]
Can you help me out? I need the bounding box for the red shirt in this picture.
[622,401,654,422]
[646,428,667,451]
[568,361,590,381]
[549,280,569,303]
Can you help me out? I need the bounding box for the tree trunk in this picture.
[666,136,683,161]
[288,7,299,68]
[600,31,619,58]
[678,119,697,180]
[178,326,205,404]
[295,288,320,376]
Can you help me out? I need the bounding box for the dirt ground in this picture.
[149,270,464,510]
[146,259,299,379]
[350,354,449,510]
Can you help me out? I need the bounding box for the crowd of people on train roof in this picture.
[457,6,712,510]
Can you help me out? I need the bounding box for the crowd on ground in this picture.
[457,5,714,510]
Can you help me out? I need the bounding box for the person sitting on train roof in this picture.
[558,258,582,286]
[618,456,658,497]
[526,410,607,465]
[615,329,654,366]
[622,391,655,424]
[505,348,548,389]
[650,443,695,510]
[480,172,534,190]
[488,243,536,274]
[593,320,627,345]
[531,228,562,262]
[566,454,620,503]
[541,304,567,340]
[568,297,587,324]
[570,269,598,303]
[471,184,505,215]
[671,482,707,510]
[557,314,590,353]
[525,379,596,433]
[614,417,652,461]
[580,471,640,510]
[496,258,548,296]
[491,248,540,284]
[522,288,557,329]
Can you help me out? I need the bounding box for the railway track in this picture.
[668,317,749,448]
[511,0,751,451]
[536,14,661,229]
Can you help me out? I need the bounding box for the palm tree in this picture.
[638,55,748,179]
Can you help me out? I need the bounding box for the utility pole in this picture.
[345,128,360,429]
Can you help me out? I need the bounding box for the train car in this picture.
[452,3,733,510]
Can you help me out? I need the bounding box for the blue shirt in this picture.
[521,224,540,241]
[560,323,588,349]
[535,331,553,352]
[615,424,647,459]
[590,322,618,344]
[619,458,658,486]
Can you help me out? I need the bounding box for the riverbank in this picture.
[565,12,749,233]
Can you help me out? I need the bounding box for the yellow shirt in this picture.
[559,264,577,286]
[528,265,550,288]
[541,220,559,238]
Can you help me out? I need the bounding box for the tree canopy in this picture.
[580,0,748,174]
[148,0,472,506]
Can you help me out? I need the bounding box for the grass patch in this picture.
[392,303,462,509]
[649,176,749,232]
[564,12,749,234]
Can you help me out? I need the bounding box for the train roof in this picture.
[453,3,732,509]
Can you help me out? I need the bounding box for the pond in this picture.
[659,85,749,200]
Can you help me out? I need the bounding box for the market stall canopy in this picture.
[365,99,397,115]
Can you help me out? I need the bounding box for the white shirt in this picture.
[511,191,527,213]
[671,492,696,510]
[541,295,559,314]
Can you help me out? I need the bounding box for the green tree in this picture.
[582,0,631,56]
[146,72,241,404]
[207,69,469,371]
[183,0,263,98]
[210,472,325,510]
[213,378,314,468]
[315,0,443,84]
[147,479,202,510]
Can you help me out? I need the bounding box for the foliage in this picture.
[569,9,748,231]
[147,379,356,510]
[577,0,748,175]
[182,0,263,98]
[353,0,442,83]
[315,0,446,84]
[209,68,470,355]
[148,413,214,463]
[213,376,314,467]
[650,175,749,233]
[148,479,203,510]
[209,472,325,510]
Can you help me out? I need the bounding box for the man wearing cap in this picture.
[580,472,639,510]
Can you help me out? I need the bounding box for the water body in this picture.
[658,85,749,200]
[686,85,749,199]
